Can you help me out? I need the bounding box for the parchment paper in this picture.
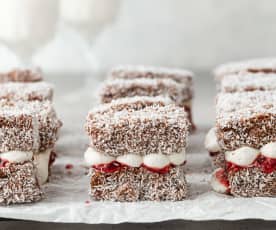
[0,75,276,224]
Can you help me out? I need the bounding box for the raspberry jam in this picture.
[92,161,175,174]
[0,158,8,168]
[226,154,276,174]
[65,164,74,170]
[93,161,121,173]
[142,164,171,174]
[215,168,229,189]
[256,155,276,174]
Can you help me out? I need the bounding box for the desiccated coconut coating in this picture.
[0,82,53,102]
[0,100,62,153]
[0,161,43,205]
[89,166,188,201]
[210,152,225,169]
[110,65,194,86]
[221,72,276,93]
[92,95,173,114]
[0,68,42,83]
[228,167,276,197]
[86,103,189,157]
[214,57,276,81]
[99,78,192,106]
[216,91,276,151]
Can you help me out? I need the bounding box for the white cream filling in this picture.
[260,142,276,159]
[84,149,115,166]
[205,127,221,152]
[0,149,52,185]
[210,168,229,194]
[33,149,52,185]
[225,142,276,167]
[116,154,143,167]
[84,147,186,169]
[0,151,33,163]
[225,146,259,167]
[143,154,170,169]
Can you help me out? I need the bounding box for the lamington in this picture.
[205,73,276,168]
[214,57,276,82]
[84,96,190,201]
[220,72,276,93]
[206,68,276,168]
[108,65,195,129]
[99,77,194,129]
[211,91,276,197]
[0,100,62,204]
[110,65,193,86]
[0,82,53,102]
[0,68,42,83]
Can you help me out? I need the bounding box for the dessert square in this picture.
[86,96,189,156]
[0,68,43,83]
[220,72,276,93]
[216,91,276,151]
[90,166,187,201]
[0,161,43,205]
[0,100,61,204]
[214,57,276,81]
[211,91,276,197]
[109,66,194,128]
[110,65,194,86]
[0,82,53,101]
[0,100,62,153]
[99,77,194,129]
[84,96,189,201]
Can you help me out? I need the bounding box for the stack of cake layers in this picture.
[0,68,62,205]
[205,58,276,197]
[84,66,194,201]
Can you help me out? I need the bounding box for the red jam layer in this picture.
[215,168,230,189]
[92,161,186,174]
[227,154,276,174]
[0,158,8,168]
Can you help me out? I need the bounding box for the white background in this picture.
[30,0,276,74]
